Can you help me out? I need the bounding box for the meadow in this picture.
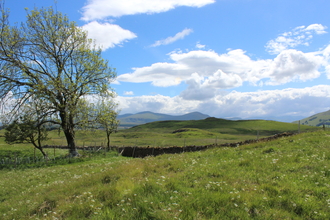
[0,119,328,219]
[44,118,319,148]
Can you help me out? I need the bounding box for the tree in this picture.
[5,116,49,158]
[95,98,120,150]
[3,98,50,158]
[0,3,116,156]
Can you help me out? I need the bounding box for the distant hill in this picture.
[293,109,330,126]
[126,117,318,136]
[118,111,210,127]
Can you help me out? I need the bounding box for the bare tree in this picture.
[0,3,116,156]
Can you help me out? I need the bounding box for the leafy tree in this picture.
[0,3,116,156]
[5,116,49,158]
[95,98,120,150]
[4,97,50,158]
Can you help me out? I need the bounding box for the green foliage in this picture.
[95,97,120,149]
[2,98,50,157]
[0,4,116,156]
[4,118,48,146]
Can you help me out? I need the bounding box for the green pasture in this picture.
[0,118,319,159]
[0,129,329,219]
[44,118,320,148]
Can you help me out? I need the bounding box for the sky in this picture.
[4,0,330,122]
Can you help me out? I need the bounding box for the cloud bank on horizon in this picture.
[116,85,330,121]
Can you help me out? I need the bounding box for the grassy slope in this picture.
[0,130,329,219]
[0,118,318,158]
[1,118,316,150]
[116,118,318,146]
[126,117,316,134]
[293,109,330,127]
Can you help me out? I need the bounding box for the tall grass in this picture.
[0,130,329,219]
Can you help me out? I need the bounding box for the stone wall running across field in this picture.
[43,132,295,158]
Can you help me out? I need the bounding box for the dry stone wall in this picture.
[43,132,295,158]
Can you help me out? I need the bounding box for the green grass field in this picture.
[0,129,329,219]
[46,118,319,148]
[0,119,327,219]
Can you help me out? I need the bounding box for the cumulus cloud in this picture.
[82,21,137,50]
[118,62,187,87]
[151,28,193,47]
[81,0,215,21]
[116,94,202,115]
[196,42,206,49]
[112,23,330,119]
[116,85,330,121]
[124,91,134,95]
[266,24,327,54]
[321,45,330,78]
[266,49,323,85]
[117,47,328,100]
[180,71,243,100]
[118,49,265,88]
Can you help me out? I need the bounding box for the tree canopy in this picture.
[0,3,116,156]
[95,97,120,150]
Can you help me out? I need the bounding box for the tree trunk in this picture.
[36,146,48,159]
[31,138,48,159]
[60,110,80,157]
[64,128,79,157]
[106,133,111,151]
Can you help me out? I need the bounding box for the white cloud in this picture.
[118,49,265,88]
[196,42,206,49]
[82,21,137,50]
[117,41,330,100]
[118,62,187,87]
[151,28,193,47]
[116,94,202,115]
[266,49,323,85]
[180,71,243,100]
[116,85,330,121]
[266,24,327,54]
[305,24,328,34]
[124,91,134,95]
[212,85,330,120]
[322,45,330,78]
[81,0,215,21]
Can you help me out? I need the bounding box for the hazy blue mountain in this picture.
[118,111,210,127]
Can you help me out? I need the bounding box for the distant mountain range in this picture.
[293,109,330,127]
[118,110,330,128]
[118,111,210,127]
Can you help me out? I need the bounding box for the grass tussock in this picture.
[0,130,329,219]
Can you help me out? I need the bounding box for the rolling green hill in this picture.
[126,117,318,136]
[293,109,330,127]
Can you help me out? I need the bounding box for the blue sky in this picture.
[5,0,330,121]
